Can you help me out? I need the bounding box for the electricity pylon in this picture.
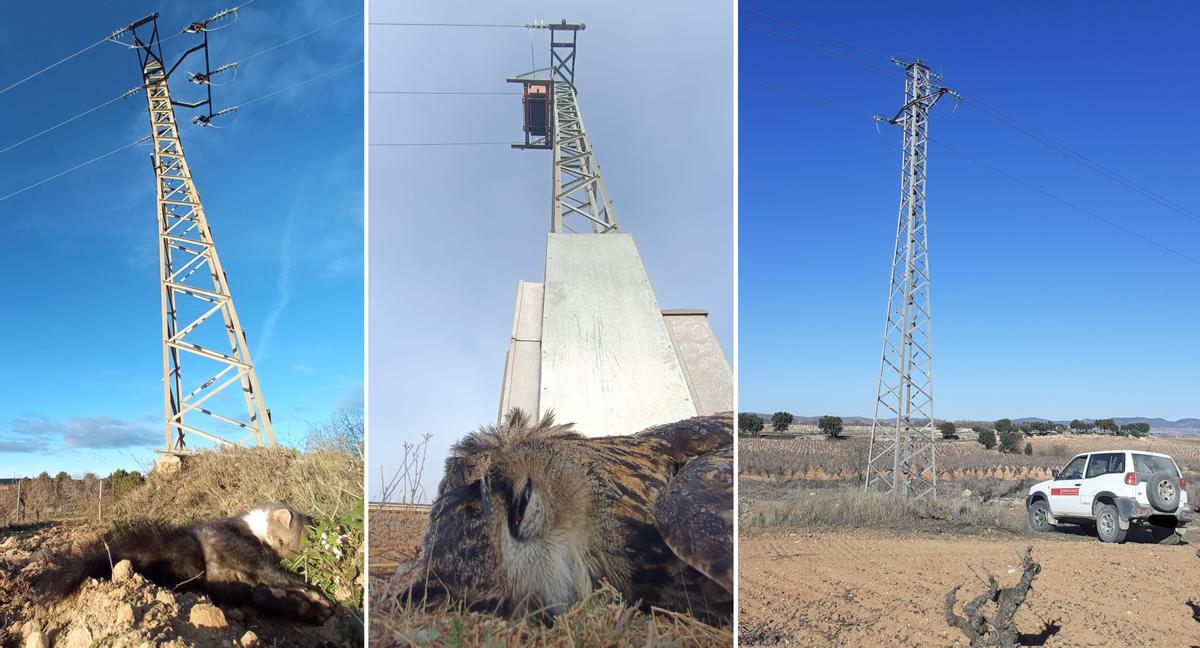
[115,11,273,451]
[865,58,956,499]
[509,21,617,233]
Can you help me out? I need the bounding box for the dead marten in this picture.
[36,502,334,624]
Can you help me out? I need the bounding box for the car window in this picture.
[1060,456,1086,480]
[1132,454,1178,476]
[1085,452,1125,478]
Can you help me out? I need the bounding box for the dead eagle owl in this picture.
[400,409,733,624]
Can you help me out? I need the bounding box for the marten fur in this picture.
[35,502,334,624]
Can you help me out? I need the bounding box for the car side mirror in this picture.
[1051,468,1061,480]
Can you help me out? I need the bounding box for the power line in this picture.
[228,61,362,110]
[741,14,1200,230]
[956,91,1200,227]
[0,60,360,203]
[371,142,511,147]
[0,37,109,96]
[740,21,898,75]
[235,11,362,65]
[0,88,140,155]
[0,136,150,204]
[368,21,529,28]
[368,90,518,95]
[0,13,362,155]
[743,79,873,117]
[929,136,1200,267]
[752,81,1200,268]
[742,7,894,61]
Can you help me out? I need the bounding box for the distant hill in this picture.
[742,413,1200,436]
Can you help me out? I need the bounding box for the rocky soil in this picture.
[739,527,1200,647]
[0,522,357,648]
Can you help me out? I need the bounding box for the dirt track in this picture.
[739,528,1200,647]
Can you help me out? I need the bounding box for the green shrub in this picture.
[975,428,996,450]
[818,415,843,439]
[285,500,365,608]
[738,413,764,436]
[998,430,1021,453]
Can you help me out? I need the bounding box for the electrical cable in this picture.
[368,90,518,95]
[928,135,1200,267]
[227,61,361,111]
[747,80,1200,268]
[742,7,894,61]
[740,21,898,75]
[0,89,140,155]
[0,136,151,203]
[956,91,1200,226]
[743,79,873,117]
[234,11,362,65]
[741,14,1200,229]
[368,22,529,28]
[0,37,109,96]
[370,142,511,147]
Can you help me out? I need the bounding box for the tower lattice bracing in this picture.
[865,59,953,499]
[510,22,617,234]
[550,81,617,233]
[124,13,273,451]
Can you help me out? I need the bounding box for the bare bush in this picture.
[944,546,1043,647]
[377,433,433,504]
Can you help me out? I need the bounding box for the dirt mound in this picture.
[0,522,356,648]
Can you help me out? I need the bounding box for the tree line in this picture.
[739,412,1153,450]
[2,469,144,523]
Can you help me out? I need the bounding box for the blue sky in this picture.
[368,1,733,501]
[0,1,363,479]
[740,2,1200,422]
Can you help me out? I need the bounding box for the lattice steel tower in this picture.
[509,21,617,234]
[865,58,955,499]
[115,12,273,451]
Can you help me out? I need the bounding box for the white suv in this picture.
[1026,450,1193,543]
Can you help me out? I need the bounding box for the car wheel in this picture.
[1146,472,1182,513]
[1095,503,1127,543]
[1028,500,1054,533]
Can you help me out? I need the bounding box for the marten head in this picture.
[241,502,309,560]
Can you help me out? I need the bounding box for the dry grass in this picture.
[112,445,362,525]
[739,486,1028,535]
[369,582,731,648]
[367,508,730,647]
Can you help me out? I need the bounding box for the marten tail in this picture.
[33,523,206,604]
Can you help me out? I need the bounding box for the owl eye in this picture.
[514,479,532,527]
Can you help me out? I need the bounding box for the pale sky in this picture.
[367,0,733,501]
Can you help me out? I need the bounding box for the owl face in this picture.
[480,443,594,615]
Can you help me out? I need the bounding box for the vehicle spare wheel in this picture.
[1146,472,1181,512]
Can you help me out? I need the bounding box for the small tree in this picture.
[1024,443,1033,456]
[738,413,764,436]
[994,418,1013,435]
[771,411,794,434]
[998,430,1021,453]
[937,421,957,440]
[1094,418,1118,435]
[976,428,996,450]
[1069,419,1086,433]
[1128,422,1150,438]
[818,415,843,439]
